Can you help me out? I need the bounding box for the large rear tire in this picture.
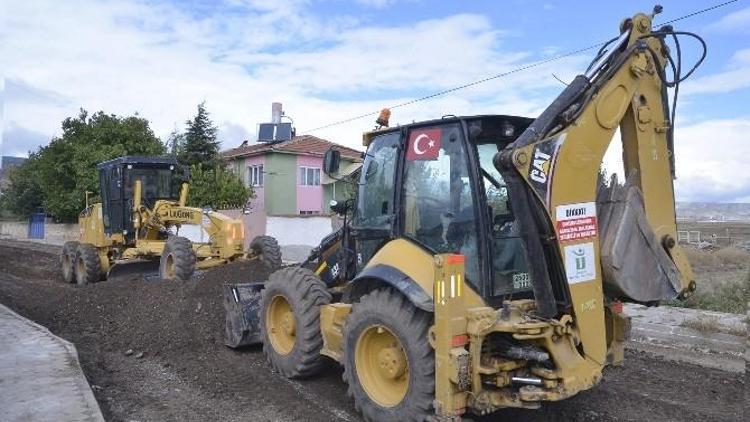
[249,235,282,270]
[342,289,434,422]
[159,236,196,282]
[60,241,79,283]
[261,267,331,378]
[75,243,101,286]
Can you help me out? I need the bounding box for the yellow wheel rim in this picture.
[355,324,409,408]
[266,295,296,355]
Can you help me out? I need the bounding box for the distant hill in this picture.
[676,202,750,222]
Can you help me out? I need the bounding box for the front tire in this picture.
[159,236,196,282]
[261,267,331,378]
[343,289,434,422]
[60,241,79,283]
[75,243,101,286]
[249,235,282,270]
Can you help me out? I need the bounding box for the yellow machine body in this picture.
[309,10,695,418]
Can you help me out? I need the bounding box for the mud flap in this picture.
[597,175,682,302]
[223,282,264,348]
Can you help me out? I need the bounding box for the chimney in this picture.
[271,102,282,124]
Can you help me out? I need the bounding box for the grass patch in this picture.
[670,247,749,314]
[680,314,746,336]
[680,314,721,333]
[684,247,750,268]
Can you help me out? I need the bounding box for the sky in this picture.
[1,0,749,202]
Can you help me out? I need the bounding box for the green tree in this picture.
[187,165,252,209]
[1,109,165,221]
[180,102,219,169]
[0,159,44,216]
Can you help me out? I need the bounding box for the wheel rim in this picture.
[266,295,296,355]
[355,324,409,408]
[165,254,175,279]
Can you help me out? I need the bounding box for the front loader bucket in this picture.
[107,259,161,282]
[223,282,264,348]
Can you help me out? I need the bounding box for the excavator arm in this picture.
[494,9,701,364]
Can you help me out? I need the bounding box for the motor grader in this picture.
[59,156,281,285]
[225,7,701,420]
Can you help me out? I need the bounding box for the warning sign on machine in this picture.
[555,202,598,242]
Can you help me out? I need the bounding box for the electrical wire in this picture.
[301,1,738,134]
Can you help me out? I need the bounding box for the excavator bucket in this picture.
[597,175,683,303]
[223,282,264,348]
[106,259,161,282]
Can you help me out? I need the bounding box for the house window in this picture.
[299,210,318,215]
[248,165,264,187]
[299,167,321,186]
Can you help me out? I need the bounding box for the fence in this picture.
[677,230,701,244]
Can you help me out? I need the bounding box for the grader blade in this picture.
[223,282,264,348]
[107,260,161,282]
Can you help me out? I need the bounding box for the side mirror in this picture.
[323,148,341,175]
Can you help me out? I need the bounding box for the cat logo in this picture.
[529,149,551,184]
[526,134,566,205]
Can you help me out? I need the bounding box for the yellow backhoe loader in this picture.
[60,156,281,285]
[225,7,702,420]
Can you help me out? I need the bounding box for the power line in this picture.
[657,0,739,25]
[303,1,740,134]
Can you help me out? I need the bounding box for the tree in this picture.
[179,102,220,169]
[1,109,165,221]
[166,128,185,156]
[170,102,252,209]
[187,165,252,209]
[0,159,44,216]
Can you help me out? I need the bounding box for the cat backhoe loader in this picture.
[59,156,281,285]
[225,7,702,420]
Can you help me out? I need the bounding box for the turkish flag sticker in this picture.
[406,128,441,161]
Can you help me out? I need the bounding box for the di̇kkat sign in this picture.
[555,201,598,242]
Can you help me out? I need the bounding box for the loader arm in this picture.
[494,11,698,364]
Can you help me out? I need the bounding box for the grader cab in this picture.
[60,156,281,285]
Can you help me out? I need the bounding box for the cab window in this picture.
[476,143,532,296]
[402,124,481,286]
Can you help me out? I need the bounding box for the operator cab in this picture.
[96,156,184,240]
[329,115,536,303]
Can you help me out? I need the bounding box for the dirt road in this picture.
[0,240,744,421]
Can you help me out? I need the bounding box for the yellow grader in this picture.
[224,7,703,421]
[60,156,281,285]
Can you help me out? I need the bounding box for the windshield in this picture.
[125,167,180,204]
[475,143,532,296]
[354,132,399,229]
[401,123,482,287]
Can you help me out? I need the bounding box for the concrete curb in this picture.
[0,304,104,422]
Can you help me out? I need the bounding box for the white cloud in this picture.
[602,118,750,203]
[2,0,592,157]
[673,119,750,202]
[681,48,750,96]
[706,6,750,33]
